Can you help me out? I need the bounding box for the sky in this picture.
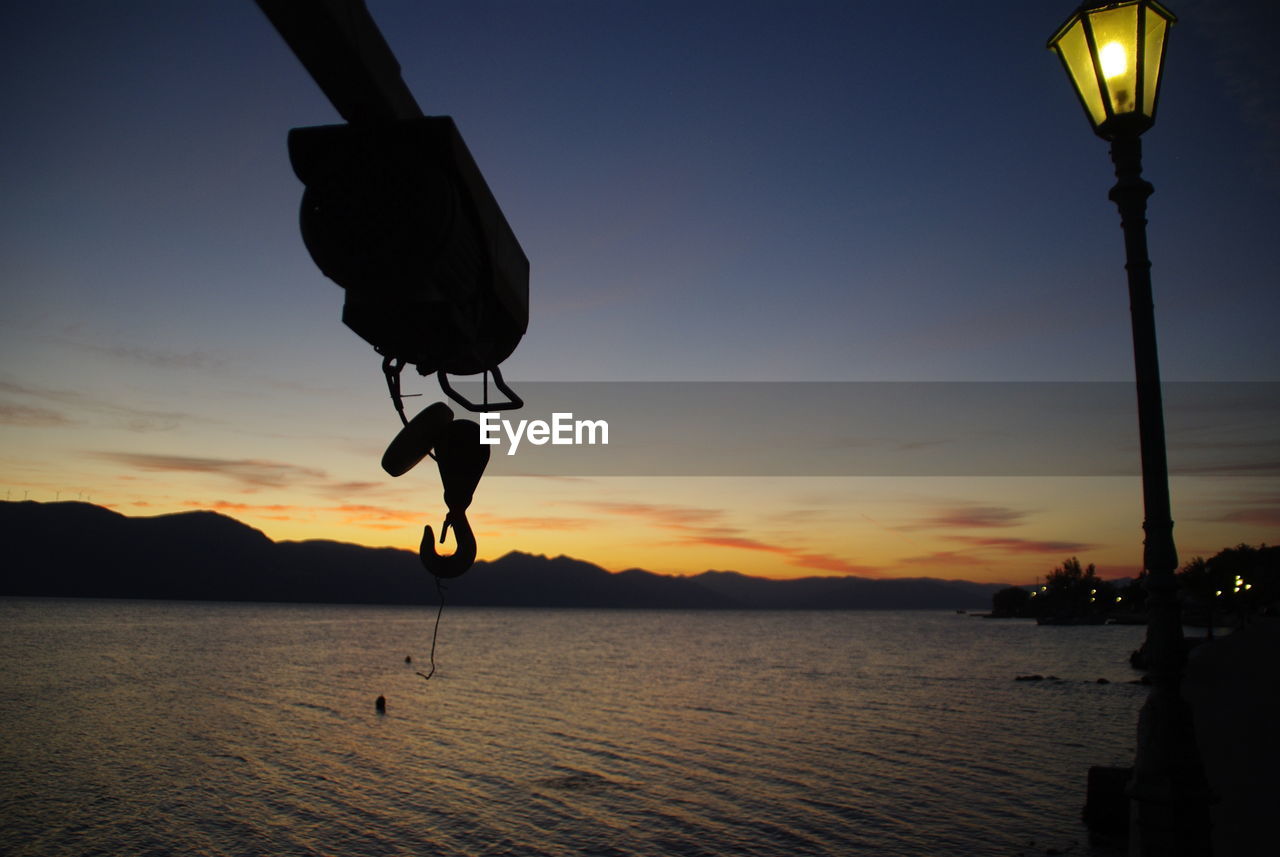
[2,0,1277,584]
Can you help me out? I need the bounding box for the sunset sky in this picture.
[2,0,1277,583]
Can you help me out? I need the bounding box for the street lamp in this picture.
[1047,3,1214,855]
[1048,0,1175,140]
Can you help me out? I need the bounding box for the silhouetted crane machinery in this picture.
[257,0,529,578]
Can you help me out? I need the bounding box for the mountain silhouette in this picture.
[0,501,1006,608]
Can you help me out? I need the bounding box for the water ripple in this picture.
[1,601,1147,857]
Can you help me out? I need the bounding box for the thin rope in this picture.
[416,576,446,683]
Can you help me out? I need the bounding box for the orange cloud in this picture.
[579,500,880,577]
[581,501,726,530]
[687,534,784,553]
[185,500,301,514]
[95,452,326,489]
[317,480,386,496]
[785,551,881,576]
[471,512,597,531]
[325,503,423,527]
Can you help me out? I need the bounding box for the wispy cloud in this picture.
[62,339,229,371]
[898,504,1028,531]
[325,503,423,526]
[577,499,881,577]
[822,435,955,453]
[0,401,74,427]
[1171,460,1280,477]
[945,535,1096,555]
[314,480,389,497]
[182,499,306,522]
[683,533,880,576]
[95,452,326,489]
[1219,508,1280,527]
[1198,492,1280,529]
[185,500,299,513]
[581,501,727,528]
[472,512,598,531]
[890,539,1101,581]
[686,534,781,553]
[783,551,879,576]
[0,378,189,432]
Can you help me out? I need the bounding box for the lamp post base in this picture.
[1128,687,1215,856]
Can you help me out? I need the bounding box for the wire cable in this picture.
[416,576,446,682]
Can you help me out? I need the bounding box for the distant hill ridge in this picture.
[0,501,1006,609]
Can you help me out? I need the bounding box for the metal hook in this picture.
[381,355,409,427]
[420,510,476,579]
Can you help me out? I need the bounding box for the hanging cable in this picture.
[416,576,446,682]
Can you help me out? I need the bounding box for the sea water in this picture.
[0,599,1149,856]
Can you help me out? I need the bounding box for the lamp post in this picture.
[1047,2,1213,854]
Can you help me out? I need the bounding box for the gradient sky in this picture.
[2,0,1277,583]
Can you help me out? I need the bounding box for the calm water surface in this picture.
[0,600,1149,856]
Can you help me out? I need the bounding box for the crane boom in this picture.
[254,0,422,123]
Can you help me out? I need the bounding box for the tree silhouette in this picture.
[1178,544,1279,630]
[1039,557,1110,617]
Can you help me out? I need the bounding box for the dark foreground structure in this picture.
[1047,2,1216,852]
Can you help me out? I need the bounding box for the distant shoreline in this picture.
[0,594,995,613]
[0,501,1008,610]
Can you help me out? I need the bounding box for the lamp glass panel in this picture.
[1141,9,1169,118]
[1088,4,1141,117]
[1054,18,1107,129]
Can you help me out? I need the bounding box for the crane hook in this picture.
[420,510,476,579]
[416,417,489,578]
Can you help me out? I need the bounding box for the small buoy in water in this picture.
[405,655,412,664]
[375,695,387,713]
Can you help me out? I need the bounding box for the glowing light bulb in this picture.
[1099,42,1127,79]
